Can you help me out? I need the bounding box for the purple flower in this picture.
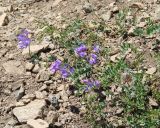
[60,68,69,78]
[93,44,100,53]
[75,44,87,58]
[17,29,31,49]
[82,79,101,92]
[69,67,75,74]
[94,80,100,87]
[88,53,98,65]
[50,59,62,73]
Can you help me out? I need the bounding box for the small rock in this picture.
[6,117,18,127]
[0,5,13,13]
[14,124,30,128]
[60,91,69,102]
[128,27,135,35]
[13,100,46,123]
[101,11,112,21]
[22,94,35,100]
[16,85,25,101]
[47,111,58,124]
[21,99,31,104]
[35,91,45,99]
[15,101,25,107]
[44,80,53,85]
[0,13,9,26]
[112,6,119,13]
[42,36,52,44]
[131,2,145,9]
[146,67,157,75]
[36,70,50,82]
[82,2,94,13]
[110,53,120,62]
[48,94,59,108]
[149,97,158,107]
[137,22,146,28]
[25,62,34,71]
[116,108,124,114]
[57,84,65,91]
[27,119,49,128]
[154,6,160,21]
[39,84,48,91]
[32,64,40,73]
[22,44,49,55]
[54,122,62,127]
[3,60,25,75]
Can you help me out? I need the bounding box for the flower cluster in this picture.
[17,29,31,49]
[74,44,87,58]
[82,79,100,92]
[50,59,74,78]
[74,44,100,65]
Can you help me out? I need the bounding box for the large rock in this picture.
[13,100,46,123]
[3,60,25,75]
[27,119,49,128]
[22,44,49,55]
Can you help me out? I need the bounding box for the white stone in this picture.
[13,100,46,123]
[27,119,49,128]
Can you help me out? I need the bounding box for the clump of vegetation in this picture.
[17,7,160,127]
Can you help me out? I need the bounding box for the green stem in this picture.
[29,44,32,58]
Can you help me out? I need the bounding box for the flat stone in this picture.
[27,119,49,128]
[22,44,49,55]
[3,60,25,75]
[13,100,46,123]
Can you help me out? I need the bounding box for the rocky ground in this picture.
[0,0,160,128]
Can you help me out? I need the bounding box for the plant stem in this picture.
[29,44,32,58]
